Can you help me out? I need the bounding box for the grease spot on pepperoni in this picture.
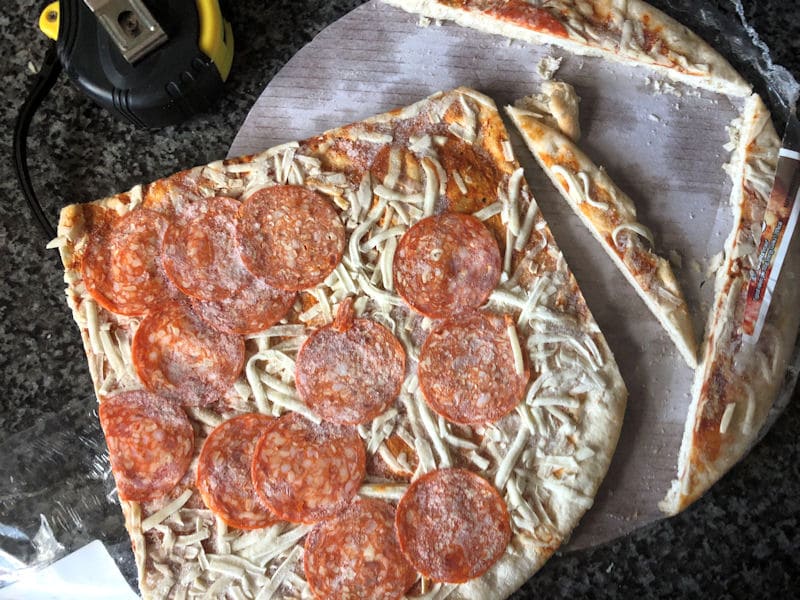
[295,298,406,425]
[132,303,244,405]
[251,412,365,523]
[237,186,346,291]
[395,468,511,583]
[81,209,173,316]
[393,213,501,318]
[162,197,249,301]
[98,390,194,502]
[304,498,417,600]
[196,413,279,530]
[370,145,423,195]
[437,137,502,213]
[418,312,529,425]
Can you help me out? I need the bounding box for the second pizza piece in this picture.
[507,98,698,368]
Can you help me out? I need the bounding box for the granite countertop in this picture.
[1,0,799,596]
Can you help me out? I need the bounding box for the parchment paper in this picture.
[228,1,800,550]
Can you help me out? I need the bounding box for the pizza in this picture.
[659,94,800,514]
[383,0,751,97]
[507,85,698,368]
[55,87,628,599]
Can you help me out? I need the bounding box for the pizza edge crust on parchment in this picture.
[505,101,699,369]
[55,88,628,599]
[660,94,800,515]
[382,0,751,98]
[508,84,800,515]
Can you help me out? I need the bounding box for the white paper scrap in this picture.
[0,540,137,600]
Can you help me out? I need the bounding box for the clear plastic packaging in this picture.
[0,398,136,589]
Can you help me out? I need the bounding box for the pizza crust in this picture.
[514,81,581,142]
[660,94,800,514]
[507,102,699,368]
[57,88,627,599]
[383,0,751,97]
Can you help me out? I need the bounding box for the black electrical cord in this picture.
[13,43,62,241]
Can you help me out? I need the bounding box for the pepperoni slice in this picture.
[196,413,278,530]
[304,498,417,600]
[395,468,511,583]
[132,303,245,405]
[236,185,346,291]
[250,412,365,523]
[81,209,173,316]
[191,275,296,335]
[98,390,194,502]
[418,312,529,425]
[295,298,406,425]
[393,213,501,318]
[162,196,249,301]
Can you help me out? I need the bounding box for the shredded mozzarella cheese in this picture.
[421,158,439,217]
[254,546,303,600]
[359,482,409,501]
[473,201,503,221]
[141,489,193,531]
[494,427,530,490]
[612,222,656,248]
[507,321,525,375]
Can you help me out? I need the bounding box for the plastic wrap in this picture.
[2,0,798,594]
[0,398,136,591]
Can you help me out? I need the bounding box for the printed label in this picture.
[742,147,800,342]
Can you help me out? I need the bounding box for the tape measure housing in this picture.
[40,0,233,128]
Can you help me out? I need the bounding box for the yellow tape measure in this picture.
[37,0,233,127]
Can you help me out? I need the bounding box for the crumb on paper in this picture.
[537,55,563,80]
[706,251,725,277]
[418,15,431,27]
[646,77,683,98]
[649,114,661,123]
[723,119,743,153]
[668,250,682,269]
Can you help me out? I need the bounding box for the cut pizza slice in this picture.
[385,0,750,97]
[660,94,800,514]
[56,87,628,599]
[507,97,698,368]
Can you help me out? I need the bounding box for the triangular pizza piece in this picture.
[56,87,628,599]
[660,95,800,514]
[385,0,750,97]
[507,99,698,368]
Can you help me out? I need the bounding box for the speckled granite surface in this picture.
[0,0,798,596]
